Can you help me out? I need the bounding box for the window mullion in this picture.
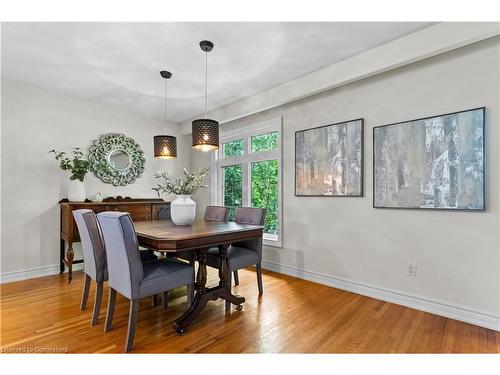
[243,134,250,207]
[246,150,280,164]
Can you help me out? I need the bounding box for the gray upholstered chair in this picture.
[177,206,229,265]
[206,207,266,310]
[73,209,108,326]
[97,211,194,352]
[73,209,160,326]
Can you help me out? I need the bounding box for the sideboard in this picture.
[59,196,171,283]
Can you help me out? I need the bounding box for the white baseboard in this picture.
[0,263,83,284]
[261,260,500,332]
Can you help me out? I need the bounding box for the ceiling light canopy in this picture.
[154,70,177,159]
[192,40,219,152]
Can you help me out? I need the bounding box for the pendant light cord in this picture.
[204,51,208,119]
[164,77,167,134]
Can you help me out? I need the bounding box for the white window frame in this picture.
[211,117,283,247]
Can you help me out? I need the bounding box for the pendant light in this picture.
[154,70,177,159]
[192,40,219,151]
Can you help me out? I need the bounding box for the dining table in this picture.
[134,219,264,334]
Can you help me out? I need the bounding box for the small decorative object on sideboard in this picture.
[152,168,209,225]
[91,192,104,202]
[49,148,91,202]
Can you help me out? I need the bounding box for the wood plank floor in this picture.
[1,267,499,353]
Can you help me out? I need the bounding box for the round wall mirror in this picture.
[89,133,145,186]
[108,149,131,171]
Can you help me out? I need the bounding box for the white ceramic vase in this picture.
[68,179,86,202]
[170,195,196,225]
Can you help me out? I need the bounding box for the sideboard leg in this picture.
[67,242,74,283]
[60,239,66,273]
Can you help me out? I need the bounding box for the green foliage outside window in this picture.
[223,165,242,221]
[223,139,244,158]
[251,160,279,235]
[251,131,278,153]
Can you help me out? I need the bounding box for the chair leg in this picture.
[91,281,104,326]
[151,294,157,307]
[104,288,117,332]
[256,263,263,295]
[162,291,168,309]
[125,299,139,353]
[187,283,194,306]
[225,273,232,311]
[233,270,239,286]
[80,274,91,311]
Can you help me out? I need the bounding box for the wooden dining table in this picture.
[134,219,264,334]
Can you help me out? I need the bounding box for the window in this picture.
[213,118,282,246]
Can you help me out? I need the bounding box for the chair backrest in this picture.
[233,207,266,261]
[235,207,266,226]
[97,212,143,299]
[204,206,229,222]
[72,209,107,282]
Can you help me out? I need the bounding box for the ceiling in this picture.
[1,22,433,123]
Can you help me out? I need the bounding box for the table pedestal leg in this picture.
[173,246,245,334]
[218,245,229,287]
[218,245,244,310]
[196,250,208,294]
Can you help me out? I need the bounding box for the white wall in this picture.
[0,80,191,279]
[191,37,500,328]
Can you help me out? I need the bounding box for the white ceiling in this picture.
[1,22,433,123]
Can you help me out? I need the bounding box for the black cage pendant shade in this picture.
[192,40,219,151]
[154,70,177,159]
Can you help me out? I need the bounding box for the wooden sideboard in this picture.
[59,196,171,283]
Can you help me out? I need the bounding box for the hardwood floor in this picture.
[1,267,499,353]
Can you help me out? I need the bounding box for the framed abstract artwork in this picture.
[373,107,485,210]
[295,118,364,196]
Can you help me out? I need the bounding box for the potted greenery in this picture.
[49,148,91,202]
[152,168,209,225]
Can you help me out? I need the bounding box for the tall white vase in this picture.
[68,179,86,202]
[171,195,196,225]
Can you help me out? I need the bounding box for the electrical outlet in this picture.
[408,263,417,277]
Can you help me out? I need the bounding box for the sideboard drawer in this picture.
[106,205,152,221]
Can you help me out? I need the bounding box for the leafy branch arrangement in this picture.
[152,168,209,196]
[49,148,91,182]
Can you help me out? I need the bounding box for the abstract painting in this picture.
[373,107,485,210]
[295,119,363,196]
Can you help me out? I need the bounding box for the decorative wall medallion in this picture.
[89,133,145,186]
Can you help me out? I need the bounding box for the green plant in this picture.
[49,148,91,182]
[152,168,209,197]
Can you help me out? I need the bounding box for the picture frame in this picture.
[295,118,364,197]
[372,107,485,211]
